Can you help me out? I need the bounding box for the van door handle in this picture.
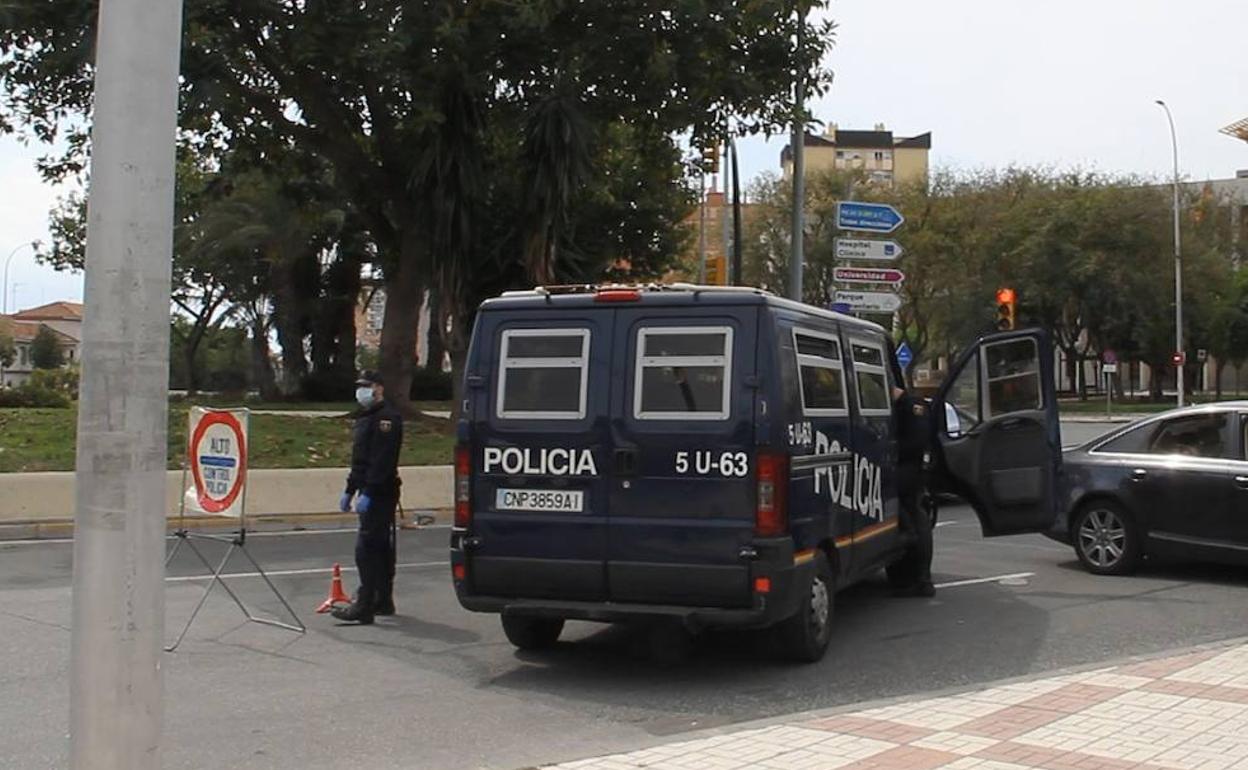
[614,448,638,476]
[1131,468,1149,482]
[1235,476,1248,489]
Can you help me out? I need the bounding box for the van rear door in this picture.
[469,313,613,600]
[607,308,758,607]
[928,329,1063,536]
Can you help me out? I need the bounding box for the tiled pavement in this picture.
[542,642,1248,770]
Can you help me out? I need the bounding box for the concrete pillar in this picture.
[70,0,183,767]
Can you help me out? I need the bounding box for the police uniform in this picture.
[894,390,935,595]
[335,373,404,623]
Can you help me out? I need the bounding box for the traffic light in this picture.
[995,287,1016,331]
[701,142,720,174]
[1171,351,1186,367]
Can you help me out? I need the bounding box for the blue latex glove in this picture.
[355,494,372,514]
[339,492,353,513]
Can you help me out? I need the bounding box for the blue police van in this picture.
[450,284,1062,661]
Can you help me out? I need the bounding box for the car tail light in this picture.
[594,288,641,302]
[454,444,472,528]
[452,563,466,581]
[755,452,789,537]
[753,576,772,594]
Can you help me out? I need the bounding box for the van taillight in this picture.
[455,445,472,528]
[755,452,789,537]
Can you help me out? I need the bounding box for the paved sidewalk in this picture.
[543,642,1248,770]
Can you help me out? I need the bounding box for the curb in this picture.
[525,634,1248,770]
[0,508,453,541]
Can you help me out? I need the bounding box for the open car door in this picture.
[929,329,1062,536]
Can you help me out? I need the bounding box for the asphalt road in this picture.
[4,419,1246,770]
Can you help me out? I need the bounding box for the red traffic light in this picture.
[1171,351,1186,366]
[996,287,1016,305]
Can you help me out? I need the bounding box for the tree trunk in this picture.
[1214,360,1226,400]
[1149,358,1165,401]
[378,232,424,415]
[425,289,446,372]
[270,263,308,395]
[1063,347,1079,397]
[250,314,279,401]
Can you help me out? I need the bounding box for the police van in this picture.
[450,284,1062,661]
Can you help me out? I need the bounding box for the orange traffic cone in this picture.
[316,563,353,614]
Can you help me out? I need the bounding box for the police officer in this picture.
[334,370,404,624]
[892,385,935,598]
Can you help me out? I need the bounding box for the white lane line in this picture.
[935,572,1035,589]
[1,524,451,548]
[934,520,958,528]
[165,561,448,583]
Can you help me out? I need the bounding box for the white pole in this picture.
[1156,100,1183,408]
[789,6,806,302]
[71,0,183,767]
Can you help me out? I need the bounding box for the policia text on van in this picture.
[449,284,1063,662]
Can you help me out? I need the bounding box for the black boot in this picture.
[375,592,396,616]
[332,595,375,624]
[894,581,936,598]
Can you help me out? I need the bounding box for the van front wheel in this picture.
[501,615,565,650]
[778,553,834,663]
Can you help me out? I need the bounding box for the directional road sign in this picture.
[836,201,905,234]
[834,238,904,261]
[833,266,906,285]
[896,342,913,371]
[833,290,902,313]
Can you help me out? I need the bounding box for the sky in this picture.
[2,0,1247,311]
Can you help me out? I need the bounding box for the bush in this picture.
[410,367,453,401]
[0,383,71,408]
[27,366,79,398]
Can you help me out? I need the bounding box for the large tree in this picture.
[2,0,836,411]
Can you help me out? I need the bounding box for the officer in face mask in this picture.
[334,371,404,624]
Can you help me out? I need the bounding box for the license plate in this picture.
[495,488,585,513]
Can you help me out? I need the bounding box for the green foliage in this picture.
[743,166,1243,395]
[0,324,15,369]
[0,381,71,408]
[29,326,64,370]
[27,366,79,397]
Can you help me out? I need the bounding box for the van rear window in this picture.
[634,327,732,420]
[497,329,589,419]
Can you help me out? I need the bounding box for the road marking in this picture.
[935,520,958,528]
[165,561,449,583]
[935,572,1035,589]
[0,525,451,548]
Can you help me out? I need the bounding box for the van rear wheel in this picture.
[501,615,565,650]
[778,553,834,663]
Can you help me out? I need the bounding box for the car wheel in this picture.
[1073,502,1142,576]
[501,615,565,650]
[778,552,835,663]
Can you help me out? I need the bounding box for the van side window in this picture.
[497,328,590,419]
[793,329,846,415]
[850,338,891,415]
[634,327,732,420]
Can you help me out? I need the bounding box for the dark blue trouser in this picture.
[898,464,933,584]
[355,492,397,607]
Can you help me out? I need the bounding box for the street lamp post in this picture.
[2,241,38,315]
[1155,100,1183,408]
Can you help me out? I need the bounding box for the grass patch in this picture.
[0,406,454,473]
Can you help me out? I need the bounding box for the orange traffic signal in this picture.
[995,287,1016,331]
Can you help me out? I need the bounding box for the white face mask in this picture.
[355,386,376,408]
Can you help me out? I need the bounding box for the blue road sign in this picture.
[836,201,905,234]
[830,302,852,314]
[896,341,913,371]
